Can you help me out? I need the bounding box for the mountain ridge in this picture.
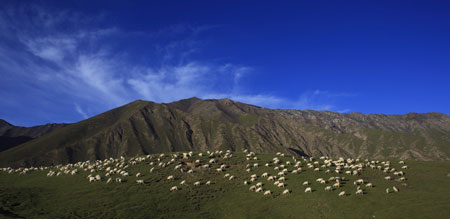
[1,97,449,167]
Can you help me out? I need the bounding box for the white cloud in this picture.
[0,4,354,125]
[75,104,88,119]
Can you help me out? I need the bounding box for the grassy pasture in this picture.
[1,152,449,219]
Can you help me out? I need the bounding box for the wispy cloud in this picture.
[0,4,354,125]
[74,104,88,119]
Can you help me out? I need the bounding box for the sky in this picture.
[0,0,449,126]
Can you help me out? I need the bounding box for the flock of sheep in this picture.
[0,150,409,198]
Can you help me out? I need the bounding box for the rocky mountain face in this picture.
[0,119,68,152]
[1,98,449,167]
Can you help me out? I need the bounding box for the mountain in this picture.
[1,98,449,167]
[0,119,68,152]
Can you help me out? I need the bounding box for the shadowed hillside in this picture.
[1,98,450,167]
[0,119,68,152]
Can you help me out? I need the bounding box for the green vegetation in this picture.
[238,114,260,127]
[1,152,449,218]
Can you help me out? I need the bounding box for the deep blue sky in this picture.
[1,0,449,126]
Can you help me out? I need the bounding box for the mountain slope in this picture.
[1,98,449,167]
[0,119,68,152]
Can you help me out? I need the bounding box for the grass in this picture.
[1,152,450,219]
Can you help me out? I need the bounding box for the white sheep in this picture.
[305,187,312,193]
[136,179,144,184]
[206,181,211,185]
[393,186,399,192]
[249,185,256,191]
[224,173,230,178]
[229,176,235,180]
[170,186,178,191]
[255,187,263,193]
[303,181,309,186]
[256,182,263,187]
[277,183,285,188]
[107,178,112,183]
[261,172,269,177]
[338,191,346,197]
[282,189,290,195]
[386,188,390,193]
[167,175,174,181]
[333,182,341,188]
[116,178,122,183]
[264,190,272,196]
[356,189,363,195]
[324,186,332,191]
[180,180,186,185]
[194,181,201,186]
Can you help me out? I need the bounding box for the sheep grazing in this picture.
[249,185,256,191]
[224,173,230,178]
[180,180,186,185]
[393,186,399,192]
[365,183,374,188]
[356,189,363,195]
[278,177,286,182]
[384,176,392,181]
[255,187,263,193]
[95,175,101,181]
[282,189,290,195]
[107,178,112,183]
[399,161,405,164]
[386,188,390,194]
[303,181,309,186]
[229,176,235,180]
[170,186,178,192]
[187,169,194,174]
[261,172,269,177]
[333,182,341,188]
[116,178,122,183]
[402,166,408,169]
[324,186,332,191]
[89,176,96,182]
[167,175,174,181]
[338,191,346,197]
[194,181,201,186]
[264,190,272,196]
[244,181,249,185]
[277,183,285,188]
[256,182,263,187]
[136,172,141,177]
[206,181,211,185]
[136,179,144,184]
[267,176,275,181]
[305,187,312,193]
